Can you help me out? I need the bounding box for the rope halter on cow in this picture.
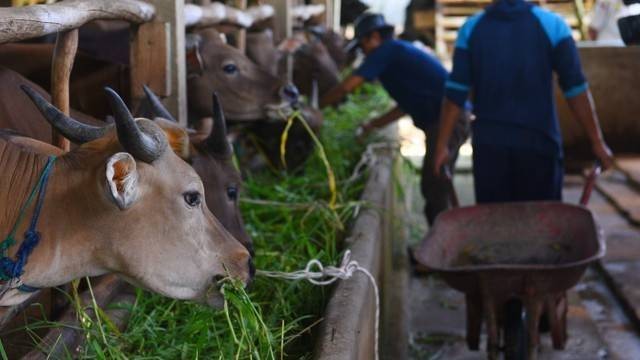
[0,155,56,298]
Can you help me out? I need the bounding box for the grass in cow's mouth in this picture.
[17,83,391,359]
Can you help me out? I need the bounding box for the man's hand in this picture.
[433,99,463,177]
[433,146,450,178]
[566,90,615,170]
[592,141,615,169]
[320,75,365,108]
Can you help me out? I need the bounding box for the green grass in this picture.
[7,84,391,359]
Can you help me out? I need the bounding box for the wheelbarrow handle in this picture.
[579,160,602,206]
[442,165,460,209]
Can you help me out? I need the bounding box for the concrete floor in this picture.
[404,154,640,360]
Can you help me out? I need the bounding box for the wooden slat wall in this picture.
[435,0,587,60]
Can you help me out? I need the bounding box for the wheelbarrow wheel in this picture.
[504,299,528,360]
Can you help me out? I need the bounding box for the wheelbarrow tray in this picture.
[415,201,605,297]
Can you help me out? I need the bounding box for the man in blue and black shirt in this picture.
[433,0,614,203]
[321,13,470,224]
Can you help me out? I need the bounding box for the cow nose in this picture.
[280,83,300,105]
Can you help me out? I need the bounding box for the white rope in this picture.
[345,142,399,186]
[256,250,380,360]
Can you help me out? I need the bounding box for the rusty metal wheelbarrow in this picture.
[414,165,605,360]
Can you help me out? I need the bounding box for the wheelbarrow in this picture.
[414,164,605,360]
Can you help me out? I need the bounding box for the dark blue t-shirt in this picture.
[445,0,587,158]
[355,39,449,130]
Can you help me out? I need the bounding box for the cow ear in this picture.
[153,118,191,159]
[185,34,204,77]
[105,152,140,210]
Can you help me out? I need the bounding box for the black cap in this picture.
[345,13,394,51]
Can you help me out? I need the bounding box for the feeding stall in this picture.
[0,1,404,359]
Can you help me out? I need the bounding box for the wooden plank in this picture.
[265,0,293,80]
[234,0,248,53]
[617,158,640,190]
[595,172,640,225]
[0,0,154,44]
[136,0,187,125]
[130,21,170,100]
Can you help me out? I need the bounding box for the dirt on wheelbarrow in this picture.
[451,241,574,267]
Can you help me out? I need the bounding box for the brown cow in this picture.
[0,68,253,255]
[140,86,253,253]
[246,28,341,98]
[1,86,251,307]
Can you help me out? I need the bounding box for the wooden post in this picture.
[234,0,247,53]
[311,0,340,31]
[330,0,341,31]
[266,0,293,80]
[50,29,78,151]
[132,0,186,125]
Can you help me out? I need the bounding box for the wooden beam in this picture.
[265,0,293,80]
[134,0,187,125]
[130,22,171,101]
[234,0,247,53]
[0,0,155,44]
[50,29,78,151]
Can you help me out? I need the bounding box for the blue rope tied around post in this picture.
[0,156,56,292]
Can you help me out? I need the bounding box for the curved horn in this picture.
[104,87,166,163]
[21,85,110,143]
[205,92,231,157]
[142,85,177,122]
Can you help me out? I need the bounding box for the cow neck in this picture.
[0,140,110,305]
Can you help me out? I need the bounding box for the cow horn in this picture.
[205,92,231,157]
[20,85,110,143]
[104,87,167,163]
[142,85,177,122]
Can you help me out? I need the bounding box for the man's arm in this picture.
[320,75,365,108]
[357,106,405,139]
[433,99,463,176]
[567,90,614,168]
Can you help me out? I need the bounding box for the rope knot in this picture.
[255,249,380,360]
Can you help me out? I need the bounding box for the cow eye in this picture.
[183,191,202,207]
[226,186,238,201]
[222,63,238,74]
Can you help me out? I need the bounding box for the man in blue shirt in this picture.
[433,0,614,203]
[321,13,470,224]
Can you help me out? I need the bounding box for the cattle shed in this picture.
[0,1,639,360]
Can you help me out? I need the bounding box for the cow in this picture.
[0,86,251,308]
[140,86,253,252]
[0,26,322,170]
[0,67,253,254]
[185,28,323,170]
[246,27,341,99]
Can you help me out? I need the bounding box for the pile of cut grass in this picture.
[11,83,391,359]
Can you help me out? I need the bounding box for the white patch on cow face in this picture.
[105,152,139,210]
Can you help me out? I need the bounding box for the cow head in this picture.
[247,28,340,99]
[141,86,253,255]
[21,86,252,308]
[186,28,299,122]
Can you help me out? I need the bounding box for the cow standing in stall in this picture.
[0,67,254,254]
[0,22,323,170]
[1,87,252,307]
